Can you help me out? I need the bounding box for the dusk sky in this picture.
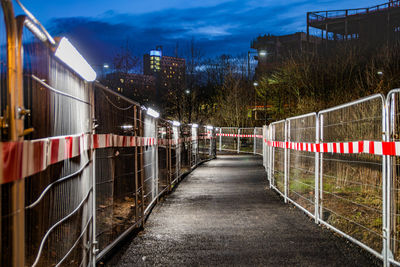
[17,0,381,66]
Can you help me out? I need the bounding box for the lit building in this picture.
[104,72,156,104]
[159,56,185,90]
[143,50,162,75]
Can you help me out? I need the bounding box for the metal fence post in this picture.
[219,128,222,151]
[237,128,241,153]
[284,121,288,203]
[315,115,320,224]
[253,128,256,154]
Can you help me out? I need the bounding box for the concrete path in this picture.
[104,154,378,267]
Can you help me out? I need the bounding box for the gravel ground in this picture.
[103,154,379,267]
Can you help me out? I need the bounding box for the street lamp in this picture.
[247,50,267,79]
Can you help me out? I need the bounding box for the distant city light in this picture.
[55,37,97,82]
[192,123,199,128]
[185,89,190,94]
[377,71,383,76]
[253,82,259,86]
[172,121,181,127]
[103,63,109,68]
[147,107,160,118]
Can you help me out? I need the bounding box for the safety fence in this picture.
[262,93,400,267]
[0,2,216,267]
[217,127,263,155]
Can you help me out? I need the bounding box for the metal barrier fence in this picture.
[217,127,263,156]
[262,93,400,266]
[0,2,216,266]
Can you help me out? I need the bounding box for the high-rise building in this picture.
[143,50,162,75]
[159,56,185,90]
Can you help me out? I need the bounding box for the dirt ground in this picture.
[103,154,379,267]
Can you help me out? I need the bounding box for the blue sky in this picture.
[16,0,381,66]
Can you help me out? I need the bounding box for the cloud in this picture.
[48,0,370,64]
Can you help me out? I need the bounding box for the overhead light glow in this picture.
[146,108,160,118]
[206,125,213,130]
[192,124,199,128]
[253,82,259,86]
[55,37,97,82]
[259,50,267,57]
[121,124,133,130]
[172,121,181,127]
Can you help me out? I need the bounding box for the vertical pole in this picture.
[134,106,139,225]
[155,119,159,199]
[219,128,222,152]
[237,128,241,153]
[91,85,98,265]
[4,4,25,266]
[139,109,145,224]
[315,115,320,224]
[284,121,288,203]
[253,128,256,155]
[319,114,324,220]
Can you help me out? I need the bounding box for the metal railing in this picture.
[217,127,263,156]
[308,0,400,23]
[262,92,400,267]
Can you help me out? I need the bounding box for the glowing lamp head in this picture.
[206,125,213,130]
[172,121,181,127]
[146,107,160,118]
[55,37,97,82]
[192,123,199,128]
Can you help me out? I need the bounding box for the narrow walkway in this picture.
[105,155,377,267]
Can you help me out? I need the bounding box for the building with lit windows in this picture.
[143,50,162,75]
[159,56,185,91]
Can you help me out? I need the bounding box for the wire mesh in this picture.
[94,84,140,254]
[143,114,158,214]
[218,127,238,152]
[271,121,285,195]
[180,124,192,175]
[238,128,254,153]
[169,125,181,185]
[387,90,400,263]
[191,126,199,167]
[287,114,317,216]
[319,95,384,255]
[157,120,169,194]
[22,24,94,266]
[255,127,263,155]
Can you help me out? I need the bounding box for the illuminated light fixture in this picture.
[146,107,160,118]
[253,82,259,86]
[172,121,181,127]
[24,18,47,43]
[192,124,199,128]
[55,37,97,82]
[103,63,109,69]
[206,125,213,130]
[259,50,267,57]
[121,124,133,130]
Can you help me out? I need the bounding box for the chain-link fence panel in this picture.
[270,121,286,196]
[255,127,263,155]
[238,128,254,154]
[218,127,238,152]
[287,113,318,218]
[318,95,384,257]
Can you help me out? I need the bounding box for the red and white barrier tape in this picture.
[264,139,400,156]
[216,133,263,138]
[0,132,212,184]
[0,133,157,185]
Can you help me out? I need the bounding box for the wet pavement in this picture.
[104,154,378,267]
